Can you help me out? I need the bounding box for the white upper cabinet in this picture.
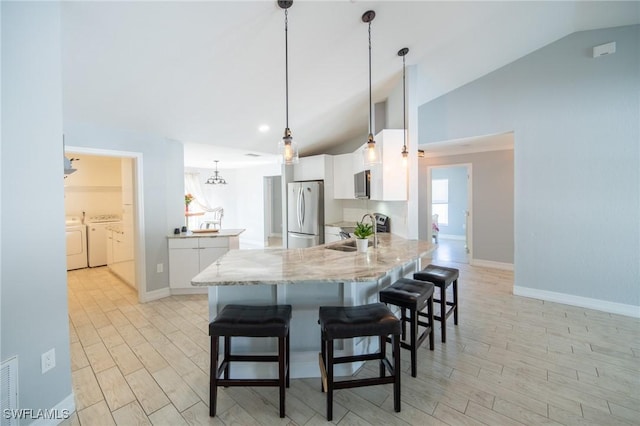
[370,129,407,201]
[332,130,407,201]
[332,153,355,199]
[293,155,327,181]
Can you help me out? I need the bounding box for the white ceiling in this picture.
[60,1,639,169]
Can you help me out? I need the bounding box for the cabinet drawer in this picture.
[169,238,198,249]
[199,237,229,248]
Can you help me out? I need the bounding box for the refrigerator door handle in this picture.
[297,187,303,230]
[300,188,305,227]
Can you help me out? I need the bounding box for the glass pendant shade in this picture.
[278,128,299,165]
[363,135,381,165]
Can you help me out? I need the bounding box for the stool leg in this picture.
[224,336,231,380]
[440,286,447,343]
[209,335,219,417]
[428,294,435,350]
[327,338,334,421]
[401,307,407,341]
[286,330,290,388]
[379,335,386,377]
[278,336,286,418]
[320,331,326,392]
[453,279,459,325]
[410,306,417,377]
[393,333,401,413]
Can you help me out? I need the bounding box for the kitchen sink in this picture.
[325,239,373,252]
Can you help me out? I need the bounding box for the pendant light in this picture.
[205,160,227,185]
[398,47,409,167]
[362,10,382,166]
[278,0,299,165]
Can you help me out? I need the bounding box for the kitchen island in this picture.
[192,233,434,378]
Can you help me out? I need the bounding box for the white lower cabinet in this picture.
[169,237,235,290]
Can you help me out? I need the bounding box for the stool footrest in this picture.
[333,376,396,390]
[332,352,383,365]
[216,379,281,387]
[227,354,279,362]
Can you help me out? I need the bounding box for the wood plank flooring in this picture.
[62,262,640,425]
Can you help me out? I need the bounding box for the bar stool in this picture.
[379,278,434,377]
[318,303,401,421]
[414,264,459,342]
[209,304,292,418]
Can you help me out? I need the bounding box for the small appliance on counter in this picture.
[374,213,390,233]
[287,180,324,248]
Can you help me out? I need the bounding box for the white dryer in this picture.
[66,216,87,270]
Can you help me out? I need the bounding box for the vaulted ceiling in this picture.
[60,1,639,168]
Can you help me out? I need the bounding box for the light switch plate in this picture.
[41,348,56,374]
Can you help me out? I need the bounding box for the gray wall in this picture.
[418,25,639,307]
[419,150,514,264]
[431,166,468,237]
[1,1,73,411]
[64,123,184,293]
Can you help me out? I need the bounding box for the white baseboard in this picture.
[170,287,208,295]
[28,392,75,426]
[470,258,514,271]
[140,287,171,302]
[514,286,640,318]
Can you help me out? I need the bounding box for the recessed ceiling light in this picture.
[258,124,270,133]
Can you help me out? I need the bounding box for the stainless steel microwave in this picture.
[354,170,370,199]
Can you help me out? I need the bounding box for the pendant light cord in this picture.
[285,9,289,130]
[402,53,406,150]
[368,20,372,137]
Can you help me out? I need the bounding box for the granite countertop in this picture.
[191,233,434,286]
[168,228,245,238]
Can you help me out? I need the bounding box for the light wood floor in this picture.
[62,262,640,425]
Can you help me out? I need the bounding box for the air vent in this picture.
[1,357,18,426]
[245,153,261,157]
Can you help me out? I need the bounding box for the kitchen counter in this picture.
[192,233,433,286]
[167,228,245,239]
[192,234,434,378]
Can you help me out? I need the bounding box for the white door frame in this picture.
[66,146,147,303]
[426,163,473,260]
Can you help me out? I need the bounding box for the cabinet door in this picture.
[333,154,355,199]
[293,155,326,181]
[169,247,201,288]
[106,230,114,266]
[199,247,229,271]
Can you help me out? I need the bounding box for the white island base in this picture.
[207,260,418,379]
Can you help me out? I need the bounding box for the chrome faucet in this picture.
[361,213,377,248]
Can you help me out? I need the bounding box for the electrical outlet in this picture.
[41,348,56,374]
[157,263,163,273]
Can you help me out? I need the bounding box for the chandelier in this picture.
[205,161,227,185]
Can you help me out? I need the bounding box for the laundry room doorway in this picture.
[64,147,146,299]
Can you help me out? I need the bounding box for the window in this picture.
[432,178,449,225]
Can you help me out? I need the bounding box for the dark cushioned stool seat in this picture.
[319,303,401,339]
[209,304,292,418]
[209,304,292,337]
[379,278,434,377]
[414,264,459,343]
[318,303,401,421]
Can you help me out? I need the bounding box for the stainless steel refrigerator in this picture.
[287,181,324,248]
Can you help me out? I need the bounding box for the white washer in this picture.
[66,217,87,270]
[86,214,121,267]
